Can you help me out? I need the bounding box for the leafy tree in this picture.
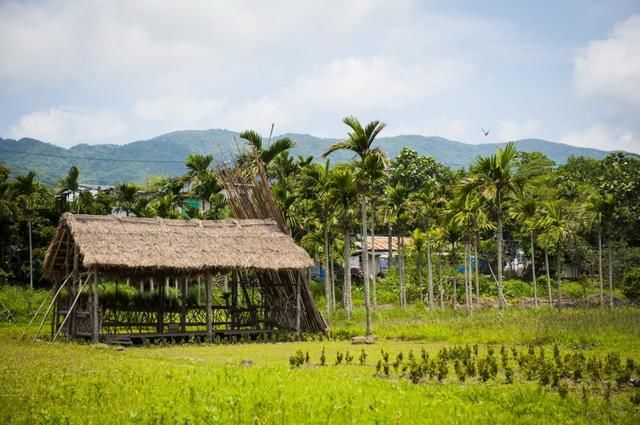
[323,116,387,336]
[326,165,358,318]
[462,142,524,310]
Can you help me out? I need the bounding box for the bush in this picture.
[622,268,640,300]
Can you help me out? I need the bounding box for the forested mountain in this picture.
[0,129,611,185]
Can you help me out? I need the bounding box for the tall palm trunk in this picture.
[330,244,336,311]
[556,250,562,312]
[608,239,614,309]
[387,224,393,268]
[28,218,33,289]
[464,241,471,314]
[344,228,352,319]
[399,236,406,308]
[496,201,505,310]
[371,206,377,312]
[474,237,480,307]
[598,219,604,309]
[545,248,552,307]
[530,232,538,307]
[427,230,434,310]
[324,224,331,318]
[417,248,423,303]
[451,242,457,311]
[361,197,372,336]
[438,250,444,311]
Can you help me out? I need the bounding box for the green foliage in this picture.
[622,268,640,300]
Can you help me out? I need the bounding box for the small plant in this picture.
[336,351,344,365]
[473,344,478,356]
[558,381,569,399]
[305,351,310,364]
[505,367,513,384]
[358,349,367,366]
[289,350,305,368]
[320,347,326,366]
[345,351,353,365]
[631,389,640,406]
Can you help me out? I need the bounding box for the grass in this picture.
[1,284,640,424]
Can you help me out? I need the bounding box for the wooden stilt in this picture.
[206,274,213,342]
[92,268,99,342]
[69,243,80,339]
[150,277,154,292]
[180,276,187,332]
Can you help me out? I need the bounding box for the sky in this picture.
[1,0,639,153]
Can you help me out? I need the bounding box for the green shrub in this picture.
[622,268,640,300]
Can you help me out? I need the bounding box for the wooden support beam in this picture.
[69,243,79,340]
[206,274,213,342]
[180,276,187,332]
[150,277,154,292]
[92,269,99,342]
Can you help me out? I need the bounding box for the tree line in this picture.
[1,117,640,331]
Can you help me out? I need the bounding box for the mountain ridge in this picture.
[0,129,613,185]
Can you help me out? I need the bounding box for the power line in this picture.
[0,147,185,164]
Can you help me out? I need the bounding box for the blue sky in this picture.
[1,0,639,153]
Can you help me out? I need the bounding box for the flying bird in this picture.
[481,128,490,136]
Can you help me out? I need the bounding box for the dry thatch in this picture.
[43,213,313,278]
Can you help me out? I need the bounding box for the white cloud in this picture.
[220,55,470,134]
[0,0,399,90]
[574,14,640,105]
[561,124,640,153]
[8,107,126,147]
[495,119,540,141]
[133,95,225,128]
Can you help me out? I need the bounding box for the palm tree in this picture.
[585,191,616,309]
[509,195,541,306]
[323,116,386,335]
[384,183,410,308]
[462,142,523,310]
[449,192,492,313]
[410,229,427,302]
[326,165,358,319]
[184,153,218,211]
[299,161,333,318]
[114,183,138,216]
[537,201,578,312]
[12,171,45,288]
[408,183,442,310]
[56,166,82,213]
[239,129,295,177]
[322,116,387,335]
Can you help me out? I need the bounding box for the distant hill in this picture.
[0,129,612,185]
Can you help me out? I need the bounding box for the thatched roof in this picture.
[43,213,313,278]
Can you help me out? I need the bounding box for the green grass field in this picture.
[1,285,640,424]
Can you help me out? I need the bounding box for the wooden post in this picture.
[157,275,164,333]
[68,243,80,340]
[197,276,201,306]
[206,274,213,342]
[92,268,99,343]
[50,279,58,339]
[296,273,302,335]
[150,277,154,292]
[180,276,187,332]
[139,279,144,292]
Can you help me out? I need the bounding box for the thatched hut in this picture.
[43,213,326,343]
